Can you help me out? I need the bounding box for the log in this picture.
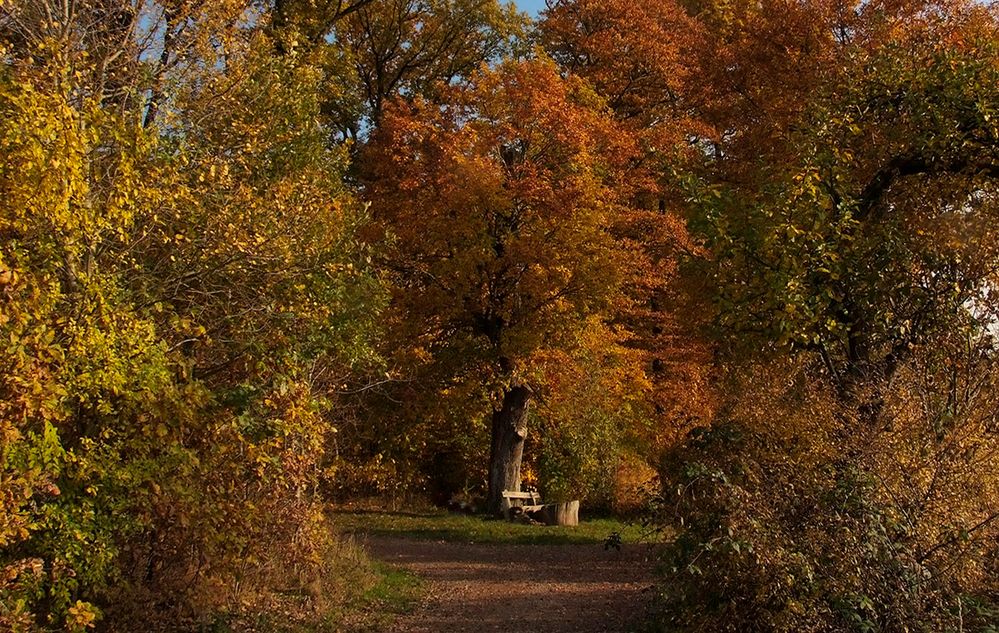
[541,501,579,526]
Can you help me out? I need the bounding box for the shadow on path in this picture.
[364,537,657,633]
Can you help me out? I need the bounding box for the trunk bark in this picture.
[486,384,531,515]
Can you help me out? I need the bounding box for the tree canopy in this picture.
[1,0,998,631]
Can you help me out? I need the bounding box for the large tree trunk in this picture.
[486,384,531,515]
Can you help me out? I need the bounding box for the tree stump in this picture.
[541,500,579,526]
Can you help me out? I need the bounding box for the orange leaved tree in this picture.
[363,58,643,513]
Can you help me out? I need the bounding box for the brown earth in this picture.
[363,536,657,633]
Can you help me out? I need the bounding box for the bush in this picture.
[0,18,383,630]
[649,359,999,632]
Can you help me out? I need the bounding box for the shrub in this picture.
[649,359,999,632]
[0,16,383,630]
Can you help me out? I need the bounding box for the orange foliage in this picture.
[542,0,721,444]
[363,58,640,377]
[682,0,998,171]
[358,58,675,504]
[542,0,707,149]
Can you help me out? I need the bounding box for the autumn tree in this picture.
[539,0,717,445]
[696,2,999,410]
[271,0,379,49]
[318,0,528,140]
[541,0,704,145]
[651,3,999,629]
[0,1,382,629]
[362,58,645,513]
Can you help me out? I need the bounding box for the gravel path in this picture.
[364,536,657,633]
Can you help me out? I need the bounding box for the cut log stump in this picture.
[541,500,579,526]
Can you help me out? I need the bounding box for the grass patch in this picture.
[362,563,423,614]
[333,508,648,545]
[206,542,423,633]
[340,562,424,632]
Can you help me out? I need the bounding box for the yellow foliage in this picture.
[0,7,382,629]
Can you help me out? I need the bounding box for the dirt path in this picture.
[364,536,657,633]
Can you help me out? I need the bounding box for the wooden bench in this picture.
[501,490,544,519]
[502,490,581,526]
